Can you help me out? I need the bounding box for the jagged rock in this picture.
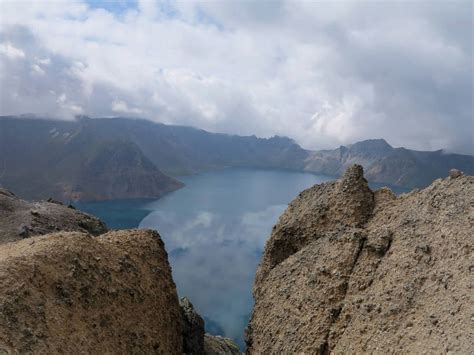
[449,168,463,179]
[204,334,241,354]
[0,229,183,354]
[255,164,374,286]
[179,296,241,354]
[247,165,473,353]
[180,297,205,354]
[0,188,107,244]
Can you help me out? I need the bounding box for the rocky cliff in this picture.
[0,192,240,354]
[0,229,183,354]
[247,166,473,353]
[0,188,107,244]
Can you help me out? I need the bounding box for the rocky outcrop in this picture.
[247,165,473,353]
[180,296,241,354]
[204,334,241,354]
[0,188,107,244]
[180,297,205,354]
[0,229,183,354]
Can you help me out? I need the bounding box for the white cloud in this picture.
[0,41,25,59]
[111,99,143,115]
[0,0,472,153]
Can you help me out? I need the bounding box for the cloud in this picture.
[0,0,472,153]
[0,41,25,59]
[139,205,286,347]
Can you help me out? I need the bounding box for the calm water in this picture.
[75,168,409,348]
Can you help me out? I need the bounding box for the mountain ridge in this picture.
[1,115,472,201]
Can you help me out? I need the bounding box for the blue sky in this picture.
[85,0,137,14]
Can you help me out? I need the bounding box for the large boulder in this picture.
[0,229,183,354]
[247,166,473,353]
[0,188,107,244]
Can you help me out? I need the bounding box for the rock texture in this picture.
[180,296,241,354]
[0,188,107,244]
[0,229,183,354]
[247,165,473,353]
[180,297,205,354]
[204,334,241,355]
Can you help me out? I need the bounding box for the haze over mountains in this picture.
[1,115,473,201]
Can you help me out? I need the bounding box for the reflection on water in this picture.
[139,168,333,348]
[75,168,411,348]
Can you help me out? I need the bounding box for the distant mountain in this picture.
[65,116,308,175]
[0,116,307,201]
[304,139,474,187]
[1,116,472,201]
[0,117,183,201]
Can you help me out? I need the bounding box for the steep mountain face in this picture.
[0,188,107,244]
[0,117,183,201]
[247,166,473,353]
[304,139,474,187]
[70,117,308,175]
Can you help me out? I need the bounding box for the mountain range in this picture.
[1,115,472,201]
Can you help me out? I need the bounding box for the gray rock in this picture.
[449,168,463,179]
[204,334,241,354]
[248,165,474,353]
[180,297,205,354]
[0,188,107,244]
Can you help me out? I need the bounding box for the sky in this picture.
[0,0,472,154]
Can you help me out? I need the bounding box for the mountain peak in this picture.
[351,138,392,148]
[348,138,393,155]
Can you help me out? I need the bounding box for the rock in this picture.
[0,229,183,354]
[254,164,374,286]
[204,334,241,354]
[449,168,463,179]
[179,297,241,354]
[0,189,107,244]
[180,297,205,354]
[247,165,473,353]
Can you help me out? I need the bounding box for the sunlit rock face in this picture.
[0,229,183,354]
[248,166,473,354]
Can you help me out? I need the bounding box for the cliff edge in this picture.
[0,189,107,244]
[247,166,473,353]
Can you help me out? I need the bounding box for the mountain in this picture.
[1,116,472,201]
[0,116,183,201]
[304,138,474,187]
[247,166,473,353]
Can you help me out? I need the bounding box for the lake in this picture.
[75,168,409,348]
